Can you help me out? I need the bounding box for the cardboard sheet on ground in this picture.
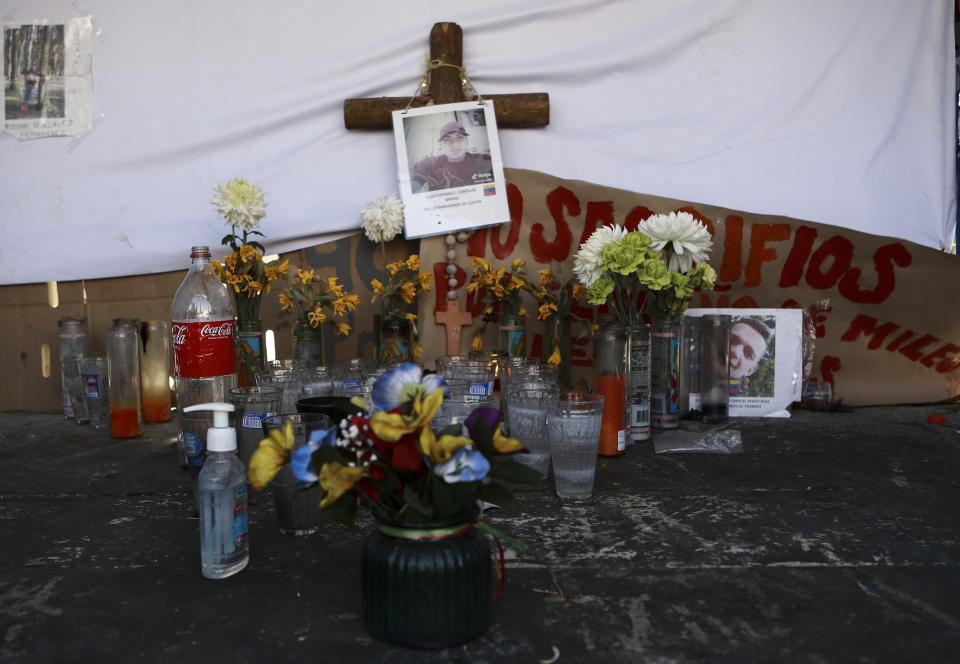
[416,168,960,407]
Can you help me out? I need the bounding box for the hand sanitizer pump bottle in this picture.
[186,402,249,579]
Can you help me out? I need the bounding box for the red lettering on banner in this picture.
[921,343,960,370]
[533,187,578,263]
[899,335,938,362]
[490,184,523,259]
[837,243,912,304]
[718,215,744,283]
[467,228,487,258]
[885,330,913,352]
[779,226,818,287]
[744,223,791,287]
[840,315,899,349]
[820,356,841,386]
[731,295,757,308]
[571,335,592,366]
[806,236,853,289]
[530,333,543,360]
[624,205,653,231]
[935,349,960,373]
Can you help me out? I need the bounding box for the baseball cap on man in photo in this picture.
[439,122,469,141]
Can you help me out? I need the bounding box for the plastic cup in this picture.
[262,413,333,536]
[547,393,604,499]
[228,386,283,470]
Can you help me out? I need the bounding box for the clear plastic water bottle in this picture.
[187,403,249,579]
[172,246,237,469]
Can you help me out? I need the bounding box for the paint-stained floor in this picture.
[1,405,958,662]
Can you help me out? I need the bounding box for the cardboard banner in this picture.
[417,168,960,406]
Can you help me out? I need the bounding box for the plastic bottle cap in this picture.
[183,402,236,452]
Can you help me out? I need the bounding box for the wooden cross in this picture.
[343,22,549,129]
[434,298,473,356]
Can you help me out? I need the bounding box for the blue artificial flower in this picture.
[291,425,337,483]
[434,446,490,484]
[371,362,448,413]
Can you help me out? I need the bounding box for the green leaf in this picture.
[316,490,357,525]
[401,484,433,519]
[488,458,542,484]
[310,445,344,468]
[221,234,235,246]
[249,240,266,253]
[477,482,520,510]
[247,230,264,237]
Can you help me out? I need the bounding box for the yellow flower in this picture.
[399,282,417,304]
[573,284,587,300]
[538,303,558,320]
[211,260,224,277]
[247,420,295,491]
[275,259,290,277]
[226,274,242,292]
[327,277,344,297]
[589,322,600,335]
[387,260,403,276]
[244,280,263,296]
[334,322,351,336]
[418,427,473,464]
[297,268,314,285]
[466,281,480,295]
[417,270,433,290]
[471,332,483,350]
[412,344,423,359]
[547,345,562,366]
[508,276,525,291]
[308,309,326,327]
[278,292,293,311]
[370,390,443,442]
[492,284,507,300]
[519,307,528,318]
[239,244,257,263]
[371,278,385,294]
[493,425,523,454]
[318,462,369,508]
[470,256,490,270]
[225,255,237,272]
[510,258,525,271]
[264,267,278,281]
[406,255,420,271]
[404,312,417,321]
[537,269,553,286]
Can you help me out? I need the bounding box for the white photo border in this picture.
[392,100,510,239]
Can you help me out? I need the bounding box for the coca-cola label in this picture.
[172,319,236,378]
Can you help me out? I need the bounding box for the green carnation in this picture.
[586,276,615,305]
[689,262,717,290]
[637,257,671,291]
[669,271,695,299]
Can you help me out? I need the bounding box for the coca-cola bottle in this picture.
[172,246,237,470]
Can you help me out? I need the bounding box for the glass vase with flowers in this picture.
[467,257,537,357]
[277,268,359,366]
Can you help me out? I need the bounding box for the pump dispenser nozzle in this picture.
[183,402,236,452]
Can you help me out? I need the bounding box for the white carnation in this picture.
[211,178,267,231]
[360,193,405,243]
[637,211,712,274]
[572,224,627,287]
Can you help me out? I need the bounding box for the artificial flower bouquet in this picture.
[467,257,537,350]
[210,178,287,324]
[573,211,717,322]
[247,363,540,524]
[278,268,360,336]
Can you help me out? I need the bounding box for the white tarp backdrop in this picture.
[0,0,954,285]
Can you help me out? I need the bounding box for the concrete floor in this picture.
[1,405,958,662]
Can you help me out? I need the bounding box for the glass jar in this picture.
[699,314,731,424]
[58,316,89,418]
[376,314,412,367]
[293,321,324,367]
[626,323,651,443]
[651,320,682,429]
[593,322,627,456]
[107,324,142,438]
[497,314,526,358]
[140,320,172,422]
[235,318,266,387]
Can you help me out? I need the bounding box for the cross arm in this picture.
[343,92,550,130]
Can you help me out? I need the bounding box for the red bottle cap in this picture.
[927,414,946,425]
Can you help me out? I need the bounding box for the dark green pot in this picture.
[361,518,491,649]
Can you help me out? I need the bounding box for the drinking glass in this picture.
[255,368,304,414]
[60,355,90,424]
[229,386,283,470]
[506,383,558,479]
[547,393,605,499]
[263,413,333,536]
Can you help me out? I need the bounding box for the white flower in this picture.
[360,193,405,243]
[637,212,712,274]
[211,178,267,231]
[572,224,627,287]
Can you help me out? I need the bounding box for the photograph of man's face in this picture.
[438,124,469,162]
[729,318,770,379]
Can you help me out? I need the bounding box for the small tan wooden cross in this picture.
[434,298,473,356]
[343,22,549,127]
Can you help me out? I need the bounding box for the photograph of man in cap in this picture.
[410,120,494,193]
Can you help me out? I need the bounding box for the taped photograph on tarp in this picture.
[2,16,92,140]
[393,100,509,239]
[685,308,803,417]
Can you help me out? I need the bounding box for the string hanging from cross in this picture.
[404,56,484,113]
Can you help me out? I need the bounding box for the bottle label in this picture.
[81,373,102,399]
[242,412,274,429]
[183,431,205,466]
[233,484,248,547]
[172,319,236,378]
